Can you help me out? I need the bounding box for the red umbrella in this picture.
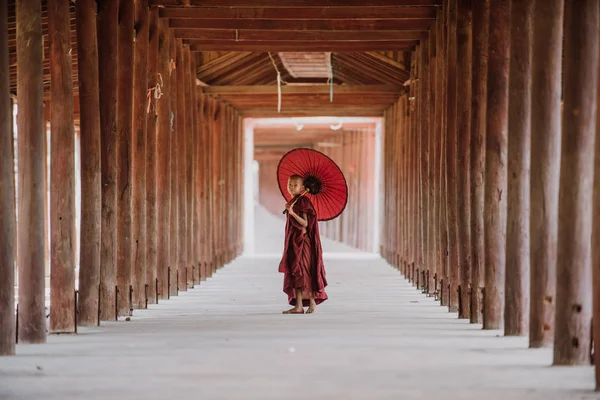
[277,148,348,221]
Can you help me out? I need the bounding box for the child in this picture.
[278,175,328,314]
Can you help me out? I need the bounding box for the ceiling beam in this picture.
[365,51,411,72]
[158,6,437,20]
[203,84,403,94]
[169,19,431,31]
[151,0,442,6]
[187,40,418,51]
[174,29,423,41]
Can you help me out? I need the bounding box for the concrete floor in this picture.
[1,207,598,400]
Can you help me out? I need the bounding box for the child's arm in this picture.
[288,209,308,229]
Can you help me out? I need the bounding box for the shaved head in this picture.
[289,174,304,184]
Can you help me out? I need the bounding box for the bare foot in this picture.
[306,303,317,314]
[282,307,304,314]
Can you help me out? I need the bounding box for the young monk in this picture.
[279,175,328,314]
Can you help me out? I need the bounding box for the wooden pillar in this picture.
[189,53,199,284]
[413,54,421,282]
[0,0,16,354]
[411,49,419,283]
[210,99,217,273]
[469,0,488,324]
[48,0,76,333]
[198,92,207,280]
[156,18,171,300]
[445,0,460,312]
[238,116,243,255]
[221,106,227,266]
[554,0,598,365]
[427,20,437,295]
[382,110,388,260]
[399,98,407,273]
[146,7,159,303]
[210,98,217,275]
[204,96,210,266]
[456,0,472,319]
[97,0,118,321]
[419,36,430,295]
[16,0,46,344]
[224,108,231,262]
[132,0,149,309]
[169,31,179,296]
[76,0,102,327]
[593,46,600,391]
[117,0,134,316]
[385,108,392,264]
[436,6,448,305]
[483,0,510,330]
[505,0,533,336]
[392,105,399,268]
[183,46,193,288]
[408,84,413,276]
[176,40,187,291]
[529,0,563,348]
[219,106,227,266]
[217,100,222,270]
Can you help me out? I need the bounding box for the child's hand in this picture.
[285,203,293,213]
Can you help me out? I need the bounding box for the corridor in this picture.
[0,208,596,400]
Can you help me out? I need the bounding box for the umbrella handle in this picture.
[282,189,309,215]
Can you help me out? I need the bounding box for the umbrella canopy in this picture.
[277,148,348,221]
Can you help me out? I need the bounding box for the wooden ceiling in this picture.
[7,0,440,119]
[168,0,439,117]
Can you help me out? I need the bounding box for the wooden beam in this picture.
[204,84,403,94]
[17,0,46,344]
[219,97,398,106]
[159,5,437,19]
[152,0,442,6]
[335,53,407,84]
[187,40,418,51]
[175,29,422,41]
[0,0,16,356]
[49,0,77,334]
[169,18,431,31]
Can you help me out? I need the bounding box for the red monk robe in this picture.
[278,195,328,307]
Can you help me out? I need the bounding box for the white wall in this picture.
[243,118,255,255]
